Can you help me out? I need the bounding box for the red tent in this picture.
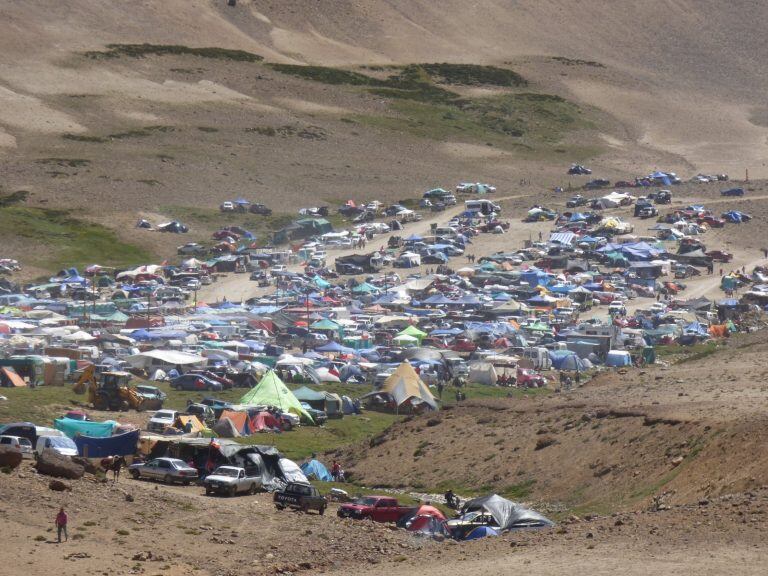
[250,411,281,432]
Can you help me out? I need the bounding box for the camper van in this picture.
[465,199,501,215]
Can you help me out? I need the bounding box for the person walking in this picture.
[55,507,68,543]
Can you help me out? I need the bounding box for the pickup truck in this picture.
[203,466,261,496]
[274,482,327,515]
[337,496,415,523]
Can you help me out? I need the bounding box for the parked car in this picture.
[568,164,592,175]
[584,178,610,189]
[274,482,327,514]
[34,435,78,458]
[337,496,415,522]
[0,435,33,458]
[187,370,234,390]
[335,262,364,275]
[169,374,223,392]
[721,187,744,197]
[177,243,207,256]
[134,385,167,406]
[204,466,261,496]
[249,203,273,216]
[446,511,501,538]
[220,201,235,212]
[705,250,733,263]
[300,402,328,426]
[128,457,198,485]
[146,409,179,433]
[566,195,587,208]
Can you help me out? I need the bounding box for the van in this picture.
[465,199,501,215]
[35,435,78,458]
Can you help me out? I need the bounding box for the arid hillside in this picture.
[340,330,768,513]
[0,0,766,274]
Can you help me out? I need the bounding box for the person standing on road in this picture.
[55,507,68,543]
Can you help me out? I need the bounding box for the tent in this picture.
[371,362,438,412]
[468,361,498,385]
[0,367,26,387]
[250,411,282,432]
[240,371,312,421]
[300,459,332,482]
[74,429,139,458]
[219,410,249,435]
[54,417,117,439]
[212,418,241,438]
[461,494,554,531]
[174,415,207,434]
[465,526,500,540]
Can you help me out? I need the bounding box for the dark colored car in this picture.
[169,374,223,392]
[705,250,733,262]
[584,178,610,190]
[249,203,272,215]
[566,195,587,208]
[300,402,328,426]
[335,262,364,275]
[568,164,592,175]
[721,187,744,196]
[274,482,327,514]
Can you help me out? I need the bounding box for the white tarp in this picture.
[126,349,206,368]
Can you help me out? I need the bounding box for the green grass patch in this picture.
[108,125,176,140]
[85,44,263,62]
[269,64,376,85]
[438,382,550,407]
[501,479,537,499]
[419,63,526,87]
[35,158,90,168]
[0,206,151,273]
[160,205,294,238]
[654,342,718,364]
[62,133,108,143]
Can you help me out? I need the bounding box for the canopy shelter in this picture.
[239,370,312,421]
[461,494,553,531]
[366,362,438,412]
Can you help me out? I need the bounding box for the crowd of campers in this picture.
[1,168,765,542]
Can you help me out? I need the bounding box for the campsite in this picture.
[3,2,768,575]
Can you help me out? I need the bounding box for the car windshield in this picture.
[356,497,380,506]
[45,437,75,449]
[213,467,239,477]
[155,411,174,419]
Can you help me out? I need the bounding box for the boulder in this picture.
[0,445,23,470]
[71,456,99,475]
[34,449,84,479]
[49,479,71,492]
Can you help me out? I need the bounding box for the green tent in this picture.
[311,318,341,331]
[398,324,427,343]
[239,371,312,421]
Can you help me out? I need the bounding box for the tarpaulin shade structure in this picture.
[54,417,117,438]
[461,494,553,531]
[74,429,140,457]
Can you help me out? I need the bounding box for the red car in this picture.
[517,368,547,388]
[188,370,234,390]
[698,215,726,228]
[705,250,733,263]
[337,496,414,523]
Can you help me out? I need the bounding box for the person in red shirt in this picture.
[55,507,68,543]
[331,460,341,482]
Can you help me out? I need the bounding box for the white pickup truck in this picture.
[203,466,261,497]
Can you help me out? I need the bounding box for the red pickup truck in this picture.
[337,496,415,523]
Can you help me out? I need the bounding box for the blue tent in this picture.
[300,459,332,482]
[549,350,586,371]
[74,429,140,458]
[404,234,423,242]
[315,341,357,355]
[605,350,632,367]
[464,526,499,540]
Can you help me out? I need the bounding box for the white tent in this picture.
[126,349,206,370]
[468,361,498,385]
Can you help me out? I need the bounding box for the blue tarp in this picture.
[549,350,587,371]
[465,526,499,540]
[300,459,332,482]
[74,429,140,457]
[54,417,117,439]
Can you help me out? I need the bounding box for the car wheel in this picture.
[248,484,257,495]
[183,480,190,486]
[275,504,284,511]
[229,486,237,497]
[319,506,326,516]
[164,474,173,485]
[205,488,212,496]
[130,469,140,479]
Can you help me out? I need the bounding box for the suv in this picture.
[0,435,33,458]
[274,482,327,514]
[147,409,179,433]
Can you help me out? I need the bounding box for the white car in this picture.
[220,201,235,212]
[649,302,667,313]
[147,409,179,433]
[185,279,202,290]
[608,301,626,314]
[0,435,33,458]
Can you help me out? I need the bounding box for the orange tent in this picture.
[219,410,248,434]
[0,367,25,387]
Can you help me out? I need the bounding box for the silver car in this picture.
[128,457,198,485]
